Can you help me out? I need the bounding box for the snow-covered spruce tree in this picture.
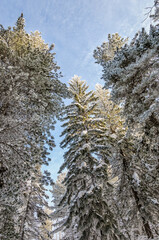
[0,14,68,239]
[93,85,140,239]
[93,33,128,65]
[50,172,67,239]
[94,86,148,238]
[94,27,159,238]
[93,84,125,189]
[57,75,124,240]
[94,84,125,137]
[18,166,54,240]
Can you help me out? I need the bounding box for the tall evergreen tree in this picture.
[58,75,124,240]
[18,166,53,240]
[93,85,140,239]
[51,172,67,238]
[94,86,147,238]
[0,14,68,239]
[94,26,159,239]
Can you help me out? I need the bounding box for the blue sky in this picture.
[0,0,154,183]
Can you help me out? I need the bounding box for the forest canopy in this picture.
[0,1,159,240]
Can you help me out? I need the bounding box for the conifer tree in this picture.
[58,75,124,240]
[51,172,67,239]
[94,85,146,238]
[0,14,68,239]
[93,33,128,65]
[94,84,125,186]
[94,85,135,238]
[18,166,53,240]
[94,27,159,239]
